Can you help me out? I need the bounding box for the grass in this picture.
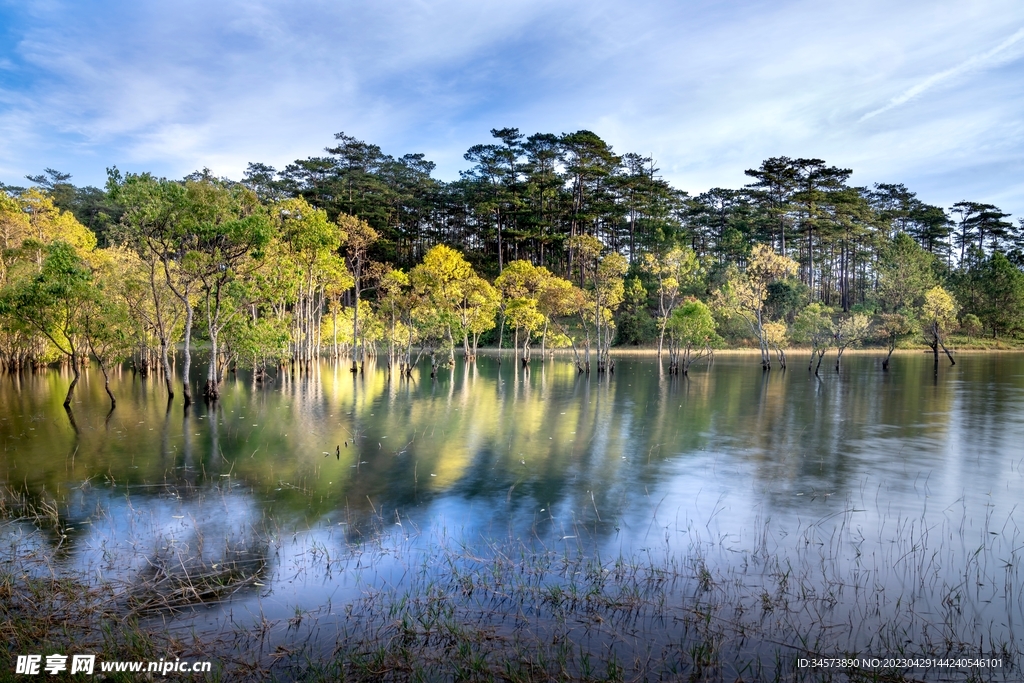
[0,486,244,681]
[2,483,1022,682]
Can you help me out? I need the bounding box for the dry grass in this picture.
[2,483,1021,682]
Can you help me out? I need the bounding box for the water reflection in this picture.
[3,354,1022,523]
[2,352,1024,662]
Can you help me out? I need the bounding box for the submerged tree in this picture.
[762,320,789,369]
[180,178,273,400]
[643,246,702,360]
[337,213,379,373]
[457,275,499,360]
[107,171,197,403]
[832,313,871,372]
[877,312,915,370]
[792,302,833,375]
[410,244,478,366]
[82,249,135,407]
[570,236,627,372]
[1,241,93,409]
[665,299,720,375]
[716,244,799,369]
[921,286,958,371]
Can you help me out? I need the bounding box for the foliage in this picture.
[877,232,936,313]
[976,252,1024,337]
[922,286,958,333]
[715,244,799,366]
[667,299,719,349]
[665,299,721,373]
[6,136,1024,383]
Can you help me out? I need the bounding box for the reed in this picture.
[1,483,1020,682]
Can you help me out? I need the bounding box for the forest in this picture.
[2,127,1024,409]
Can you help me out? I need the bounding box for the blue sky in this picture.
[1,0,1022,217]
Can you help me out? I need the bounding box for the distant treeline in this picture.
[1,129,1023,406]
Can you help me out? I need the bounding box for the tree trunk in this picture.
[882,340,895,371]
[100,361,116,409]
[160,336,174,399]
[940,338,955,366]
[182,302,194,406]
[496,310,506,365]
[205,327,220,401]
[351,285,360,374]
[63,351,80,408]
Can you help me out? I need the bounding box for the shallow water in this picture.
[3,351,1024,676]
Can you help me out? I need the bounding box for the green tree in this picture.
[279,200,350,365]
[457,275,499,360]
[832,313,871,372]
[878,312,915,370]
[82,251,136,408]
[495,260,545,364]
[715,244,799,369]
[615,275,655,346]
[376,268,411,372]
[410,244,476,366]
[504,296,546,364]
[877,232,935,313]
[792,302,833,374]
[0,242,93,409]
[643,245,702,359]
[744,156,798,255]
[107,170,198,403]
[569,236,627,372]
[762,320,789,368]
[534,269,577,355]
[977,252,1024,338]
[665,299,720,375]
[337,214,380,373]
[960,313,982,342]
[179,178,273,400]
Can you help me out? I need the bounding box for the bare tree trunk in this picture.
[882,338,895,371]
[182,301,194,406]
[160,337,174,398]
[496,309,506,365]
[351,287,360,374]
[99,361,116,408]
[940,338,955,365]
[63,350,80,408]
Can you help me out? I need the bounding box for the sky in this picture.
[1,0,1022,217]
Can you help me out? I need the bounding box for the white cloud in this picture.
[0,0,1022,216]
[860,26,1024,121]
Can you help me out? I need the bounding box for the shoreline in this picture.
[475,345,1024,356]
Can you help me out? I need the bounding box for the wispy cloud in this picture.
[0,0,1023,216]
[860,26,1024,121]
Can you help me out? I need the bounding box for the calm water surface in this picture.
[3,352,1024,667]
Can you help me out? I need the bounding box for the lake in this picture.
[3,351,1023,680]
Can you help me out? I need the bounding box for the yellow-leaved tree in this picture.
[921,286,958,370]
[715,244,798,369]
[642,246,702,361]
